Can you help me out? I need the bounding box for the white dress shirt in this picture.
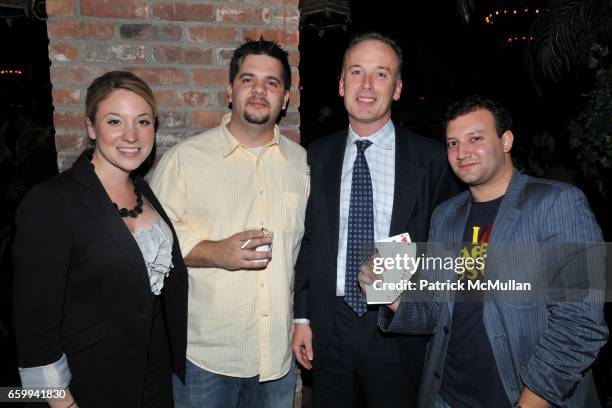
[336,120,396,295]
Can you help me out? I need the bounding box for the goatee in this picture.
[244,111,270,125]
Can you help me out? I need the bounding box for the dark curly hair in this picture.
[444,94,513,137]
[229,38,291,91]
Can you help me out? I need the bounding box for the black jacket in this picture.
[294,126,460,376]
[13,150,188,407]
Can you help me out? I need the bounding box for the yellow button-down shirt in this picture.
[150,113,308,381]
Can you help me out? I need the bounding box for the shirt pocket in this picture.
[282,192,307,234]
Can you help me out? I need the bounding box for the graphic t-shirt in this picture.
[439,195,511,407]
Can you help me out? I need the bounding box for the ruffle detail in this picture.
[132,221,174,295]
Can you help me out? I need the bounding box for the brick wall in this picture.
[46,0,300,171]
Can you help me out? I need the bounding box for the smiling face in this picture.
[228,54,289,129]
[446,108,514,200]
[86,89,155,178]
[339,39,403,136]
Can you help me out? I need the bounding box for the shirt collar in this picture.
[348,119,395,150]
[220,113,286,159]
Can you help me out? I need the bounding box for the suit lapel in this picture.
[489,170,525,243]
[445,193,472,244]
[73,152,150,291]
[389,129,424,236]
[443,193,471,312]
[323,130,348,258]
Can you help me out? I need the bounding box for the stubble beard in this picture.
[244,110,270,125]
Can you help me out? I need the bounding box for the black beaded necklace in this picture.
[88,149,144,218]
[114,183,144,218]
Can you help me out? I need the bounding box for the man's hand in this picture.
[185,230,272,270]
[357,255,380,287]
[517,387,551,408]
[357,254,400,311]
[292,323,313,370]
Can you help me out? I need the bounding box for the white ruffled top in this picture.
[132,218,174,295]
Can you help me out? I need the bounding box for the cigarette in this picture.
[240,239,252,250]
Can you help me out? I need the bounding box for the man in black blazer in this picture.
[292,32,460,407]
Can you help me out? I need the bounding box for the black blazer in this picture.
[12,150,188,407]
[294,127,460,371]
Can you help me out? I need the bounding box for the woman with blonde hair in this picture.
[13,71,187,407]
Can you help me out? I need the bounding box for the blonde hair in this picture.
[85,71,156,124]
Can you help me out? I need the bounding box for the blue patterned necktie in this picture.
[345,139,374,316]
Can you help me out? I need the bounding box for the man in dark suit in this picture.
[292,32,459,407]
[367,95,607,407]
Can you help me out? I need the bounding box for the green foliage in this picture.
[456,0,475,25]
[568,46,612,196]
[456,0,612,197]
[526,0,608,84]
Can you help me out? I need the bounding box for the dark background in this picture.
[0,0,611,404]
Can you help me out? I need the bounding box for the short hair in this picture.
[229,38,291,91]
[444,94,513,136]
[342,31,403,79]
[85,71,156,124]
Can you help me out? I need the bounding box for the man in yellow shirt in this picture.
[151,39,308,408]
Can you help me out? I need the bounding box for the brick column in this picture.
[46,0,300,171]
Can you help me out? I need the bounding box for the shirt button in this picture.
[259,190,264,195]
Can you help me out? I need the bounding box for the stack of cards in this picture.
[364,232,417,304]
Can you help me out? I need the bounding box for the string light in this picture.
[506,36,534,43]
[484,8,543,25]
[0,69,24,75]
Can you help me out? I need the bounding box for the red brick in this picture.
[152,3,213,21]
[81,0,147,19]
[119,23,181,41]
[274,8,299,27]
[291,71,300,88]
[217,91,229,107]
[55,133,86,151]
[84,44,146,63]
[243,29,299,46]
[51,66,106,85]
[153,46,212,65]
[288,90,300,108]
[288,51,300,67]
[155,90,212,107]
[279,111,299,126]
[46,0,75,16]
[192,111,226,128]
[192,69,228,86]
[216,6,271,24]
[57,154,78,172]
[48,44,79,62]
[246,0,298,4]
[156,132,191,147]
[157,111,189,129]
[52,88,81,105]
[216,48,235,66]
[54,111,85,129]
[124,67,187,85]
[48,20,114,40]
[188,26,237,44]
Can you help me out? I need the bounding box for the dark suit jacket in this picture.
[12,150,188,408]
[383,171,608,407]
[294,126,460,374]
